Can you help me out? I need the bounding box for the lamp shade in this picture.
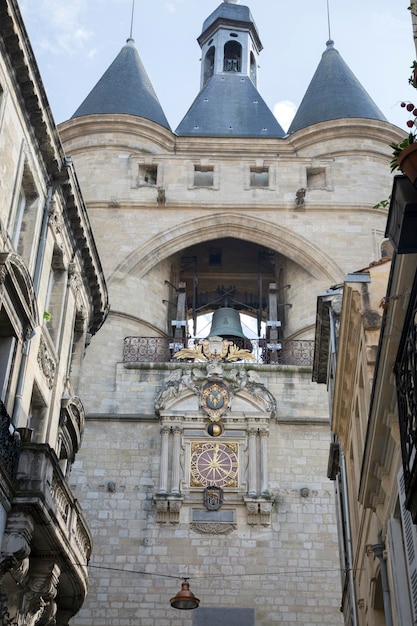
[170,580,200,610]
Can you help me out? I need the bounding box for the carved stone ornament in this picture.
[37,337,56,389]
[154,496,183,524]
[48,201,64,234]
[154,365,276,418]
[190,522,235,535]
[174,336,255,362]
[203,486,224,511]
[200,380,230,421]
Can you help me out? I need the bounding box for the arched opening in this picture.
[203,46,215,86]
[250,51,257,85]
[381,239,393,258]
[223,41,242,73]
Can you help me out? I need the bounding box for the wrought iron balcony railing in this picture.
[0,400,20,483]
[123,337,314,366]
[396,285,417,522]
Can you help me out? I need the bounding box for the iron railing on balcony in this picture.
[396,287,417,523]
[123,337,314,366]
[0,400,20,483]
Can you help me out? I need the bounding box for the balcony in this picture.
[123,337,314,366]
[8,444,92,619]
[0,400,20,486]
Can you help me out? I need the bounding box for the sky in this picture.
[18,0,416,133]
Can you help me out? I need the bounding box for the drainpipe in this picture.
[340,450,359,626]
[371,538,394,626]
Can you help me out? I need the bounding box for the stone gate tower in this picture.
[59,2,402,624]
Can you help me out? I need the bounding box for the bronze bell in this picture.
[208,307,248,339]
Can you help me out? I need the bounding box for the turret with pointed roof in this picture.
[176,0,284,138]
[288,40,387,134]
[72,38,170,130]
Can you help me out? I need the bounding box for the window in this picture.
[194,165,214,188]
[307,167,327,190]
[381,239,393,258]
[250,166,269,188]
[203,47,215,86]
[29,383,47,443]
[66,310,86,394]
[0,309,20,412]
[138,164,158,186]
[9,162,40,267]
[223,41,242,72]
[0,335,17,404]
[250,52,257,85]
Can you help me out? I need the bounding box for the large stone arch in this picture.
[108,213,344,284]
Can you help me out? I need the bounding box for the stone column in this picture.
[260,429,269,495]
[158,426,170,494]
[247,428,257,496]
[171,426,182,495]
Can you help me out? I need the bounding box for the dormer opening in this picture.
[203,46,215,86]
[250,52,257,86]
[223,41,242,73]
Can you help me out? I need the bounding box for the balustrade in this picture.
[123,336,314,366]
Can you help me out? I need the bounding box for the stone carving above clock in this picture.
[154,363,276,418]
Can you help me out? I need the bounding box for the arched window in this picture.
[381,239,393,258]
[223,41,242,73]
[250,52,257,85]
[203,46,215,86]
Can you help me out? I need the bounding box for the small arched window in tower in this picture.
[203,46,215,86]
[250,52,257,85]
[223,41,242,73]
[381,239,393,258]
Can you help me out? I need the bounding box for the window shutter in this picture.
[387,517,413,625]
[398,468,417,623]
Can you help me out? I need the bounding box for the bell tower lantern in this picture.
[198,0,262,89]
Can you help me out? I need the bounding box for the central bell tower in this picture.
[198,0,261,88]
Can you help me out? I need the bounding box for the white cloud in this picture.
[21,0,93,56]
[273,100,297,132]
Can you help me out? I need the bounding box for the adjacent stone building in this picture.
[0,0,108,623]
[314,175,417,626]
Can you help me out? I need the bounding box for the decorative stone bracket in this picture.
[244,497,274,526]
[154,495,183,524]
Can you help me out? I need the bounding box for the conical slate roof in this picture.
[176,74,285,138]
[72,38,170,130]
[288,41,387,134]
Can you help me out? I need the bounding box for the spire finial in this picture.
[326,0,332,43]
[129,0,135,40]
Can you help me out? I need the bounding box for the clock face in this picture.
[190,442,238,488]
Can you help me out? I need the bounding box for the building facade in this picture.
[314,175,417,626]
[53,3,407,625]
[312,7,417,626]
[0,0,108,624]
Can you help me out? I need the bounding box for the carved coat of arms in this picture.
[204,486,224,511]
[201,380,230,421]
